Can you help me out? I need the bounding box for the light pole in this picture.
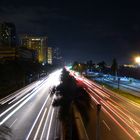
[135,56,140,66]
[96,104,101,140]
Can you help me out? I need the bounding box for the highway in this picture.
[0,69,62,140]
[69,70,140,140]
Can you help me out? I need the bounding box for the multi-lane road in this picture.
[0,69,62,140]
[71,71,140,140]
[1,68,140,140]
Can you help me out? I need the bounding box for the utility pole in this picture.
[96,104,101,140]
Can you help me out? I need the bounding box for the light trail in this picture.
[0,82,39,105]
[40,100,54,140]
[68,69,140,139]
[87,88,103,101]
[0,80,49,125]
[102,106,135,140]
[107,97,140,124]
[0,79,46,105]
[86,89,100,104]
[46,108,55,140]
[7,82,42,104]
[101,100,140,137]
[33,108,48,140]
[0,84,42,118]
[83,77,140,126]
[102,120,111,131]
[0,77,50,118]
[9,118,17,128]
[107,100,140,129]
[26,94,50,140]
[88,84,140,136]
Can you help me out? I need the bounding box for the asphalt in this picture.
[1,68,140,140]
[0,69,62,140]
[69,71,140,140]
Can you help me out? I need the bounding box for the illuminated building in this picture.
[0,22,17,48]
[20,35,48,63]
[47,47,52,64]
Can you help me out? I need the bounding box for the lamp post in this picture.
[96,104,101,140]
[135,56,140,65]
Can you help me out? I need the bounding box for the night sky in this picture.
[1,0,140,64]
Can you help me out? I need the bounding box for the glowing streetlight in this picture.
[135,56,140,64]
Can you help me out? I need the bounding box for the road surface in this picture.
[0,69,62,140]
[69,70,140,140]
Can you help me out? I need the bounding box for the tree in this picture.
[51,68,90,140]
[72,61,87,74]
[97,61,106,72]
[78,63,87,74]
[72,61,78,71]
[87,60,94,71]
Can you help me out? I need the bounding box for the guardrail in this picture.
[73,105,89,140]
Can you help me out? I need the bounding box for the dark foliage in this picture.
[51,68,91,139]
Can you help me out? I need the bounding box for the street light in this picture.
[135,56,140,65]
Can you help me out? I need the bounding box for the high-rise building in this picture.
[0,22,17,48]
[47,47,52,64]
[20,35,48,63]
[53,47,63,66]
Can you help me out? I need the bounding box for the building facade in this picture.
[47,47,52,64]
[53,47,63,66]
[20,35,48,63]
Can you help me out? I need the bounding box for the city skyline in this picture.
[1,0,140,64]
[1,1,140,140]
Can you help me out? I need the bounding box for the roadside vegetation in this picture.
[51,68,90,140]
[0,60,55,99]
[71,59,140,104]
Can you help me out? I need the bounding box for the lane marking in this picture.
[46,108,55,140]
[10,119,17,128]
[102,120,111,131]
[0,87,41,118]
[0,86,45,125]
[102,107,135,140]
[33,108,47,140]
[40,99,54,140]
[0,79,49,125]
[26,94,50,140]
[90,103,95,109]
[101,100,140,136]
[0,81,40,105]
